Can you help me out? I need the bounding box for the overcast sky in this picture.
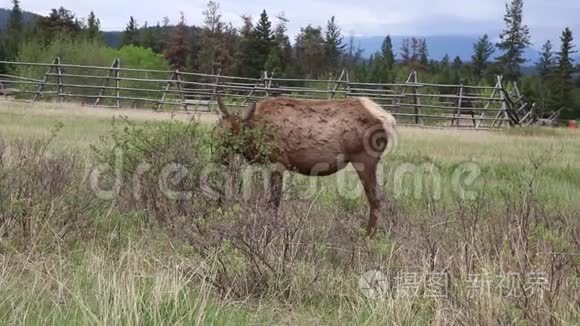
[3,0,579,47]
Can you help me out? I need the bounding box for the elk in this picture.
[215,96,397,235]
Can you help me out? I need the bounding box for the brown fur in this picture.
[216,96,397,235]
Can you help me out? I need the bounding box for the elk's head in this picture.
[215,96,256,133]
[213,96,260,164]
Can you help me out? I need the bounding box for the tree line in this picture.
[0,0,578,118]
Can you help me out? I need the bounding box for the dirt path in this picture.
[0,99,219,123]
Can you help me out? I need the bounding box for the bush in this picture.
[13,37,171,105]
[17,37,115,69]
[91,118,220,226]
[0,132,97,249]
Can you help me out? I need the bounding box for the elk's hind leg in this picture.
[353,157,381,236]
[268,169,284,210]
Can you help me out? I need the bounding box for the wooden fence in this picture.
[0,58,561,128]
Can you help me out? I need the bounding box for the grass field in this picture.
[0,100,579,325]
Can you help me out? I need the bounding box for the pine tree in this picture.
[240,15,253,36]
[164,13,191,70]
[411,38,419,65]
[5,0,24,58]
[417,38,429,69]
[219,23,240,75]
[451,56,465,84]
[253,10,274,73]
[153,18,171,53]
[254,10,273,43]
[86,11,102,40]
[533,40,556,111]
[324,16,346,73]
[237,15,256,77]
[452,56,463,69]
[554,27,576,114]
[441,54,450,66]
[342,36,363,72]
[275,16,292,65]
[366,51,391,83]
[196,1,228,74]
[7,0,23,34]
[400,38,411,66]
[265,15,291,76]
[536,40,554,80]
[203,2,222,33]
[238,10,274,77]
[496,0,531,81]
[0,40,10,72]
[437,54,452,84]
[141,22,156,50]
[121,16,140,46]
[38,7,83,42]
[295,25,325,77]
[471,34,495,81]
[401,37,421,68]
[381,35,395,69]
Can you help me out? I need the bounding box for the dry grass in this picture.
[0,99,217,122]
[0,100,217,150]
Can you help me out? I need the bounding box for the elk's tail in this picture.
[359,97,398,158]
[382,116,398,156]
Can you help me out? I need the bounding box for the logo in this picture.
[358,270,389,299]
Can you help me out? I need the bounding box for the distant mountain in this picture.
[0,8,40,31]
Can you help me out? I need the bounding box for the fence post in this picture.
[326,73,333,98]
[502,81,521,127]
[263,71,271,97]
[329,69,345,99]
[488,75,519,128]
[157,70,177,111]
[451,82,464,127]
[509,81,525,124]
[55,57,65,102]
[497,78,510,127]
[175,70,187,111]
[33,57,59,102]
[114,59,121,108]
[476,76,501,128]
[519,103,535,126]
[210,68,222,112]
[344,70,352,98]
[407,71,423,125]
[243,75,265,105]
[95,58,120,107]
[511,81,523,102]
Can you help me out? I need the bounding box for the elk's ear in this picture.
[216,95,229,118]
[242,102,257,122]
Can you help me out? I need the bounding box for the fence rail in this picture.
[0,58,561,128]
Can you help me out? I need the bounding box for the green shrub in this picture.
[0,133,98,249]
[91,118,221,224]
[13,37,170,105]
